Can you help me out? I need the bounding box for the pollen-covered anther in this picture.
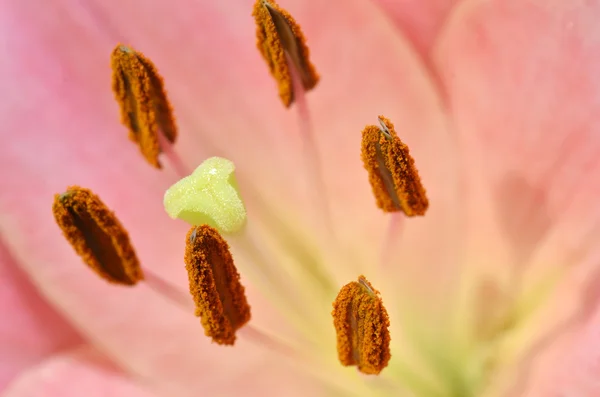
[332,275,391,375]
[185,225,251,345]
[361,115,429,216]
[252,0,319,107]
[111,44,177,168]
[52,186,143,285]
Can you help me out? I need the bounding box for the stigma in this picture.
[361,116,429,216]
[252,0,319,107]
[52,186,143,285]
[163,157,247,235]
[111,44,178,168]
[185,225,251,345]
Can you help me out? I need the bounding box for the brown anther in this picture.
[252,0,319,107]
[332,275,391,375]
[52,186,143,285]
[111,44,177,168]
[361,116,429,216]
[185,225,251,345]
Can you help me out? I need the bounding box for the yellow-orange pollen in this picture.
[110,44,177,168]
[361,115,429,216]
[52,186,143,285]
[184,225,251,345]
[332,275,391,375]
[252,0,319,107]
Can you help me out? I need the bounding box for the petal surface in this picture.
[3,347,156,397]
[434,0,600,392]
[1,0,460,394]
[373,0,460,56]
[0,241,83,392]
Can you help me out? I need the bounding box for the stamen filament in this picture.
[142,264,305,360]
[230,223,328,343]
[380,213,405,269]
[156,129,189,179]
[143,267,194,311]
[287,53,333,237]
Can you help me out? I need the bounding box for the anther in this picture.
[332,275,391,375]
[185,225,251,345]
[52,186,143,285]
[361,116,429,216]
[252,0,319,107]
[163,157,247,235]
[111,44,177,168]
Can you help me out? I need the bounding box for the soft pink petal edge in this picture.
[0,241,83,392]
[2,347,157,397]
[374,0,460,56]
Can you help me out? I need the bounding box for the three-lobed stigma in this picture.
[52,186,143,285]
[185,225,251,345]
[361,116,429,216]
[252,0,319,107]
[111,44,178,168]
[332,275,391,375]
[163,157,247,235]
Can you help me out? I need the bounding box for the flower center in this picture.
[48,2,495,397]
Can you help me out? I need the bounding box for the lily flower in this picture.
[2,0,600,396]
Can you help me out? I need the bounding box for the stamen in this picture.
[163,157,247,235]
[52,186,143,285]
[111,44,178,168]
[361,116,429,216]
[185,225,251,345]
[252,0,319,107]
[332,275,391,375]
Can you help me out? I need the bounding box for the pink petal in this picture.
[435,0,600,392]
[436,0,600,266]
[373,0,460,56]
[0,241,83,392]
[3,347,157,397]
[1,0,460,393]
[521,284,600,396]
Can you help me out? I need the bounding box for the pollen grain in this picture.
[111,44,177,168]
[252,0,319,107]
[52,186,143,285]
[361,116,429,216]
[332,275,391,375]
[185,225,251,345]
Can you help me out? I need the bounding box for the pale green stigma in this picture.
[163,157,247,234]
